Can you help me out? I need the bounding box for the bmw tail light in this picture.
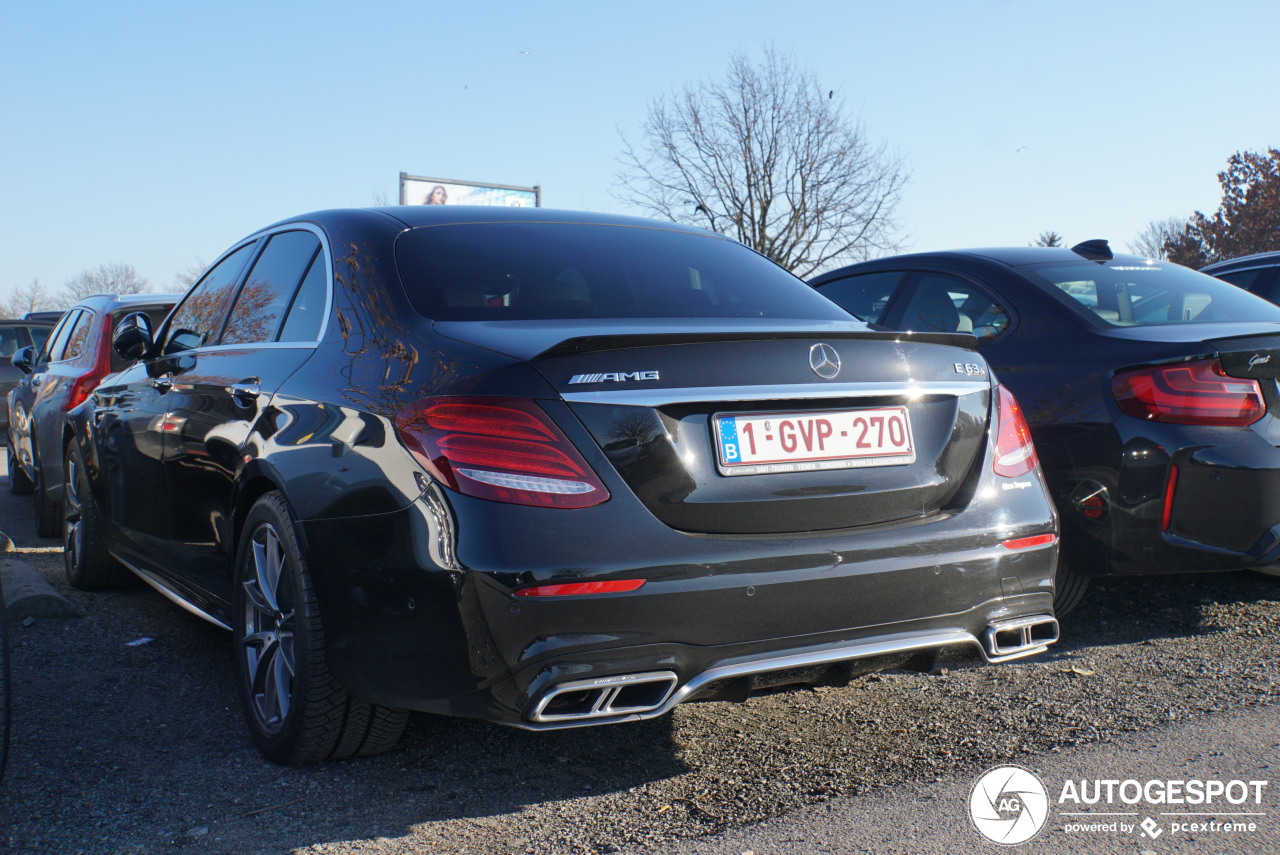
[394,397,610,509]
[1112,359,1264,426]
[993,384,1038,478]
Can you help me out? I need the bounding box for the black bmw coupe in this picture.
[64,207,1058,763]
[812,241,1280,613]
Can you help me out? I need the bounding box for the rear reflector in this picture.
[395,397,610,509]
[1161,464,1179,531]
[1001,533,1057,550]
[993,385,1038,478]
[1112,359,1264,426]
[515,579,647,597]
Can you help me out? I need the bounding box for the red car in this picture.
[7,293,179,536]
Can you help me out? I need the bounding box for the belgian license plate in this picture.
[713,406,916,475]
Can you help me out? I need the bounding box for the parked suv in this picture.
[7,293,178,536]
[1,317,58,441]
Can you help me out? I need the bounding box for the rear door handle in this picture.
[231,378,261,406]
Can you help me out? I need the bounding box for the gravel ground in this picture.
[2,465,1278,854]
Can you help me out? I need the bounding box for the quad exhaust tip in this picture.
[984,615,1059,659]
[529,671,678,723]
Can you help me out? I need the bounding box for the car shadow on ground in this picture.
[1054,568,1278,650]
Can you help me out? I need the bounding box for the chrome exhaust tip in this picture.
[983,615,1059,660]
[529,671,678,723]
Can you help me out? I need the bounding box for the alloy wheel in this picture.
[239,523,297,736]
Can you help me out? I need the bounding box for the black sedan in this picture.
[812,241,1280,613]
[66,207,1058,763]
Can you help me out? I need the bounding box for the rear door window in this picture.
[61,309,95,362]
[894,273,1012,339]
[812,271,906,324]
[221,230,321,346]
[277,253,328,342]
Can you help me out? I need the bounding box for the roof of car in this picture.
[71,292,183,311]
[260,206,722,238]
[1200,250,1280,273]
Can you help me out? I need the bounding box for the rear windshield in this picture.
[395,223,854,322]
[1025,260,1280,326]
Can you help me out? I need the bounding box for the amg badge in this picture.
[568,371,661,384]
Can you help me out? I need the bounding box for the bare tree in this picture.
[615,49,909,277]
[1031,231,1064,247]
[62,262,149,303]
[170,259,207,291]
[0,279,59,318]
[1128,217,1182,260]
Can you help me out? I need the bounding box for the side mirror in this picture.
[10,346,35,375]
[112,312,155,362]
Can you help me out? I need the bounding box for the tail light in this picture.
[64,321,114,411]
[1112,359,1264,426]
[993,384,1038,478]
[394,396,610,509]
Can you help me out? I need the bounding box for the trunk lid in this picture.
[439,321,992,535]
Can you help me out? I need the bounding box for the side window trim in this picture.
[162,223,332,353]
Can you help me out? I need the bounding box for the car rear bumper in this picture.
[1055,424,1280,576]
[300,474,1059,727]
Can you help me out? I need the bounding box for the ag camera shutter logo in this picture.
[968,765,1050,845]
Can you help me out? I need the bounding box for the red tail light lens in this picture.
[1001,533,1057,550]
[993,384,1038,478]
[514,579,646,597]
[394,397,610,509]
[64,325,114,411]
[1112,359,1264,426]
[64,369,109,411]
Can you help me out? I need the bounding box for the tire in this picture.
[1052,554,1091,617]
[233,492,408,764]
[63,442,133,590]
[34,456,61,539]
[6,444,33,496]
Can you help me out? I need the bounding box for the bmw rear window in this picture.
[1026,260,1280,326]
[395,223,854,322]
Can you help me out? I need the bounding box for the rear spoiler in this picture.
[536,329,980,360]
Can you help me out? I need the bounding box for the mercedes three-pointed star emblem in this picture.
[809,343,841,380]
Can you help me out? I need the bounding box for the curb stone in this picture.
[0,532,80,620]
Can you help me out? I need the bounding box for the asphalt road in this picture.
[1,450,1277,855]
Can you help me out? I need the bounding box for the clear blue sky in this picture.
[3,0,1276,301]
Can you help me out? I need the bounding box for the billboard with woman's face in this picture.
[399,173,540,207]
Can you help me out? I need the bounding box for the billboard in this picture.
[399,173,541,207]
